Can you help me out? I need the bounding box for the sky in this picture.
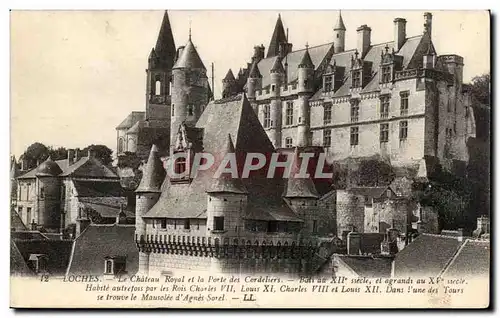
[10,10,490,159]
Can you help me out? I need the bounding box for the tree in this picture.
[48,146,68,161]
[357,159,395,187]
[20,142,49,170]
[470,73,490,107]
[82,144,113,166]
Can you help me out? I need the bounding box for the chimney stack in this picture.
[457,228,464,242]
[356,25,371,58]
[87,148,95,158]
[253,45,265,62]
[423,12,432,38]
[75,148,82,161]
[347,226,361,255]
[67,149,75,166]
[394,18,406,52]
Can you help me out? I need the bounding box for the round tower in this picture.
[333,11,346,53]
[246,61,262,101]
[170,35,209,154]
[269,58,285,148]
[222,69,236,98]
[35,157,62,231]
[296,46,315,147]
[135,144,166,274]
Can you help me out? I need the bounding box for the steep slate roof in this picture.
[334,11,346,31]
[11,209,28,231]
[13,239,73,276]
[66,224,138,276]
[126,120,145,134]
[35,157,62,177]
[337,255,393,277]
[267,14,288,58]
[11,231,48,240]
[298,48,315,68]
[10,240,33,276]
[145,94,298,222]
[136,145,166,193]
[248,61,262,78]
[59,157,118,178]
[173,38,206,70]
[116,111,145,130]
[73,180,124,197]
[442,239,490,279]
[154,11,176,70]
[258,42,334,88]
[393,234,463,277]
[223,69,236,81]
[79,200,134,218]
[284,148,319,198]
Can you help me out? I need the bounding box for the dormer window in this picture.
[352,70,362,88]
[174,156,187,175]
[324,75,333,92]
[381,66,392,83]
[104,256,127,276]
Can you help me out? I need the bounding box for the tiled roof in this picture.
[116,111,145,130]
[10,240,33,276]
[11,209,27,231]
[13,239,73,276]
[73,180,124,197]
[79,200,134,218]
[337,255,393,277]
[66,224,138,276]
[173,38,206,70]
[266,14,287,58]
[136,145,166,193]
[145,94,299,222]
[442,239,490,279]
[35,157,63,177]
[154,11,176,70]
[393,233,463,277]
[248,61,262,78]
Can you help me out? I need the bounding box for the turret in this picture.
[423,12,432,38]
[267,14,288,59]
[423,45,437,70]
[222,69,236,98]
[206,134,248,237]
[246,61,262,101]
[35,156,62,230]
[296,46,315,147]
[145,11,176,124]
[170,32,209,155]
[333,11,346,53]
[268,57,285,148]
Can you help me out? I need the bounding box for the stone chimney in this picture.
[75,148,82,161]
[473,216,490,238]
[356,25,371,58]
[423,12,432,38]
[67,149,75,166]
[347,226,361,255]
[394,18,406,52]
[21,158,27,171]
[252,44,265,62]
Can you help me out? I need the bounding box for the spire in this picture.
[248,61,262,78]
[223,69,236,82]
[267,13,288,58]
[207,134,248,194]
[136,145,166,193]
[284,148,319,199]
[270,57,285,74]
[154,11,177,69]
[298,45,314,69]
[334,10,346,31]
[172,37,206,70]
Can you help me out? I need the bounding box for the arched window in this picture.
[187,105,194,116]
[155,80,161,96]
[174,156,186,175]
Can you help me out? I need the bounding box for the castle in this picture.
[117,11,477,276]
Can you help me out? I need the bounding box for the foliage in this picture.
[470,73,490,107]
[82,144,113,166]
[20,142,49,170]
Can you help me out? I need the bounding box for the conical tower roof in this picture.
[35,156,62,177]
[284,148,319,198]
[207,134,248,194]
[173,37,206,70]
[334,11,346,31]
[136,145,166,193]
[154,11,177,69]
[223,69,236,82]
[270,57,285,74]
[298,47,315,69]
[248,61,262,78]
[267,14,288,58]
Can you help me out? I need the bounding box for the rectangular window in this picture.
[352,70,361,88]
[350,100,359,123]
[399,121,408,141]
[312,220,318,233]
[18,206,22,215]
[323,129,332,147]
[380,96,390,119]
[105,260,113,274]
[324,75,333,92]
[263,105,271,128]
[214,216,224,231]
[285,102,294,126]
[40,187,44,199]
[26,207,32,224]
[161,219,167,229]
[323,104,332,124]
[271,85,275,92]
[184,219,190,230]
[285,137,293,148]
[400,91,409,115]
[174,156,186,175]
[171,104,175,117]
[350,127,359,146]
[267,221,278,233]
[381,66,392,83]
[380,123,389,143]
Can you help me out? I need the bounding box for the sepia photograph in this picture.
[9,9,491,308]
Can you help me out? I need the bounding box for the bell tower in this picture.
[145,11,176,125]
